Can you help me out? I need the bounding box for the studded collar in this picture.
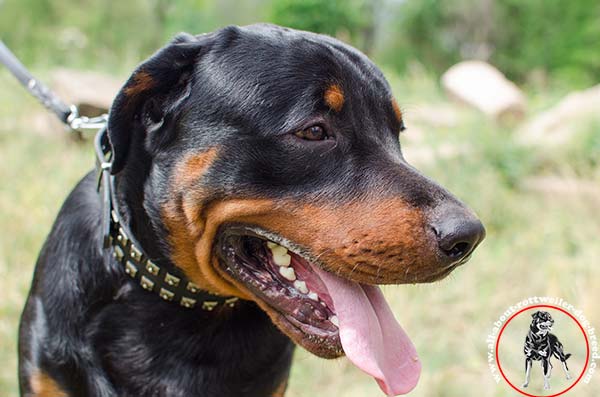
[94,128,239,311]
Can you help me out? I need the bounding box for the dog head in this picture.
[107,24,485,395]
[531,311,554,334]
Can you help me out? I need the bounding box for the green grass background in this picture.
[1,61,599,397]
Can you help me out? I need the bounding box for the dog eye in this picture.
[294,125,328,141]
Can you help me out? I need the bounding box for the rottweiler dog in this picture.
[523,311,572,390]
[18,24,485,397]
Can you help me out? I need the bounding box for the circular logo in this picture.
[495,305,589,397]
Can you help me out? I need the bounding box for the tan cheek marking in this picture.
[173,148,219,190]
[30,371,68,397]
[234,198,436,284]
[162,148,262,298]
[162,148,219,292]
[324,84,345,112]
[391,98,403,124]
[201,197,434,290]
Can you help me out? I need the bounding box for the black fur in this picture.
[19,24,473,396]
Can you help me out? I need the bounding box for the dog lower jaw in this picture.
[214,233,344,358]
[272,310,344,359]
[218,269,344,359]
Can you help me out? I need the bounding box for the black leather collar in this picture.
[94,128,238,311]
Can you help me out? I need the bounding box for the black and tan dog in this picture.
[18,24,485,397]
[523,311,572,390]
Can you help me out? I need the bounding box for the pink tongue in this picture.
[314,267,421,396]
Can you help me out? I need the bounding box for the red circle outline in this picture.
[495,304,590,397]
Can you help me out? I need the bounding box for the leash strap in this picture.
[0,40,72,123]
[0,40,108,131]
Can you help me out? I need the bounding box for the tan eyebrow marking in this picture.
[324,84,345,112]
[391,98,403,123]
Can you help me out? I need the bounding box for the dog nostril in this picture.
[431,207,486,264]
[443,241,470,259]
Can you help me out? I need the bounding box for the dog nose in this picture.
[431,205,485,264]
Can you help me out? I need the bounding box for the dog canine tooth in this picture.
[307,292,319,301]
[330,315,339,327]
[270,245,291,267]
[293,280,308,294]
[279,266,296,281]
[273,251,291,267]
[266,241,279,250]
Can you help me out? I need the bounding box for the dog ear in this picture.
[531,311,541,318]
[107,33,212,174]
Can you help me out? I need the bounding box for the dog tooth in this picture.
[307,292,319,301]
[293,280,308,294]
[271,248,291,267]
[273,253,291,267]
[279,266,296,281]
[330,315,339,327]
[267,241,288,255]
[271,244,287,255]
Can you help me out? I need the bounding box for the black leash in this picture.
[0,40,107,131]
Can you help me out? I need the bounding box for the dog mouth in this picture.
[218,229,341,352]
[216,225,421,396]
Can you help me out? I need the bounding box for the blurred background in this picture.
[1,0,599,396]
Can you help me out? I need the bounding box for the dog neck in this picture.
[97,128,238,312]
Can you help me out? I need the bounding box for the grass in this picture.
[1,65,600,397]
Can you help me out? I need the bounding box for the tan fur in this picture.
[124,71,155,98]
[324,84,345,112]
[391,98,403,123]
[29,371,68,397]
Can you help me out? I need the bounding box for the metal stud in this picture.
[202,301,218,311]
[186,282,200,294]
[140,276,154,291]
[117,227,128,245]
[180,297,197,308]
[145,260,159,276]
[165,273,180,287]
[225,297,239,307]
[131,245,143,262]
[111,210,119,224]
[113,245,124,261]
[159,288,174,301]
[125,261,138,277]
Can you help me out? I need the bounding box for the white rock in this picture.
[518,85,600,146]
[441,60,526,122]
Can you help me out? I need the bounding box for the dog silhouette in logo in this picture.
[523,311,572,389]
